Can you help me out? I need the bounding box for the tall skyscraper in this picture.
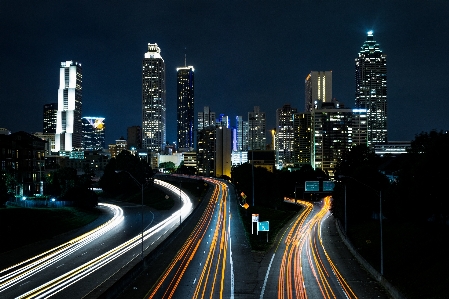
[235,116,248,151]
[305,71,332,112]
[81,117,105,150]
[176,63,194,149]
[142,43,166,152]
[275,104,297,169]
[248,106,266,150]
[55,61,82,152]
[355,31,387,146]
[43,103,57,134]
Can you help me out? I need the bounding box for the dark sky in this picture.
[1,0,448,146]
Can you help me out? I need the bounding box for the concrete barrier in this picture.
[335,218,407,299]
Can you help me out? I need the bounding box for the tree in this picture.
[159,161,176,173]
[99,151,152,196]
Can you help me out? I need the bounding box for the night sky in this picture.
[1,1,448,146]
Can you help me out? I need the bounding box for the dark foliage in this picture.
[99,150,153,196]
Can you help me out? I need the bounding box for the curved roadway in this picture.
[0,179,193,299]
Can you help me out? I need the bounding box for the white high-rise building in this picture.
[55,61,82,152]
[305,71,332,112]
[142,43,166,152]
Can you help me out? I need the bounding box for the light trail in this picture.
[0,203,124,293]
[277,197,358,299]
[147,178,231,299]
[1,179,192,299]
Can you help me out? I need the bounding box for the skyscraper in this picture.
[275,104,297,169]
[142,43,166,152]
[305,71,332,112]
[198,106,216,130]
[81,117,105,150]
[55,61,82,152]
[43,103,57,134]
[176,63,194,150]
[248,106,266,150]
[355,31,387,146]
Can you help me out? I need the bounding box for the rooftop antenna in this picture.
[184,47,187,67]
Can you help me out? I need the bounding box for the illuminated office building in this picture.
[82,117,105,150]
[198,106,216,130]
[355,31,387,146]
[305,71,332,112]
[55,61,82,152]
[275,104,297,169]
[176,64,194,149]
[248,106,266,150]
[142,43,166,152]
[43,103,57,134]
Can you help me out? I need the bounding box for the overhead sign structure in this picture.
[305,181,320,192]
[323,181,335,192]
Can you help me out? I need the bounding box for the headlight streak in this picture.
[277,197,358,299]
[147,178,230,299]
[0,203,124,293]
[10,180,192,299]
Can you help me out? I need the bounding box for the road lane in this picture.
[0,179,192,299]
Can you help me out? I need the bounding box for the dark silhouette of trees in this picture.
[392,130,449,223]
[99,150,152,196]
[231,163,326,208]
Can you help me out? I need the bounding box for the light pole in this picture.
[116,170,145,261]
[339,175,383,275]
[179,180,182,225]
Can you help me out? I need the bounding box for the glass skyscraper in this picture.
[355,31,387,146]
[176,64,194,150]
[142,43,166,152]
[55,61,82,152]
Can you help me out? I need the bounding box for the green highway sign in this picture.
[305,181,319,192]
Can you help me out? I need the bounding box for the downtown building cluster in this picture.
[1,31,404,197]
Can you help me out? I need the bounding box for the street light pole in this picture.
[339,175,383,275]
[344,184,347,234]
[380,190,383,275]
[179,180,182,225]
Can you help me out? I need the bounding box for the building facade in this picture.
[198,106,216,131]
[305,71,332,112]
[55,61,83,152]
[43,103,58,134]
[81,117,105,150]
[355,31,387,146]
[176,65,194,149]
[248,106,266,150]
[127,126,142,150]
[275,104,297,169]
[142,43,166,152]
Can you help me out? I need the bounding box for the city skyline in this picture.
[1,1,448,146]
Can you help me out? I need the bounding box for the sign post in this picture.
[251,214,259,234]
[258,221,270,242]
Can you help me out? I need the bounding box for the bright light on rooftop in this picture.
[368,30,373,35]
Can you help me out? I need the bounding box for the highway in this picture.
[0,179,193,299]
[146,177,233,298]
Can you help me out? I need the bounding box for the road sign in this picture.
[243,203,249,209]
[252,214,259,222]
[323,181,335,192]
[305,181,319,192]
[258,221,269,231]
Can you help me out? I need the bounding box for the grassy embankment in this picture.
[238,201,302,251]
[0,207,101,254]
[348,220,449,299]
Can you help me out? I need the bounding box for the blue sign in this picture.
[323,181,335,192]
[258,221,269,231]
[305,181,319,192]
